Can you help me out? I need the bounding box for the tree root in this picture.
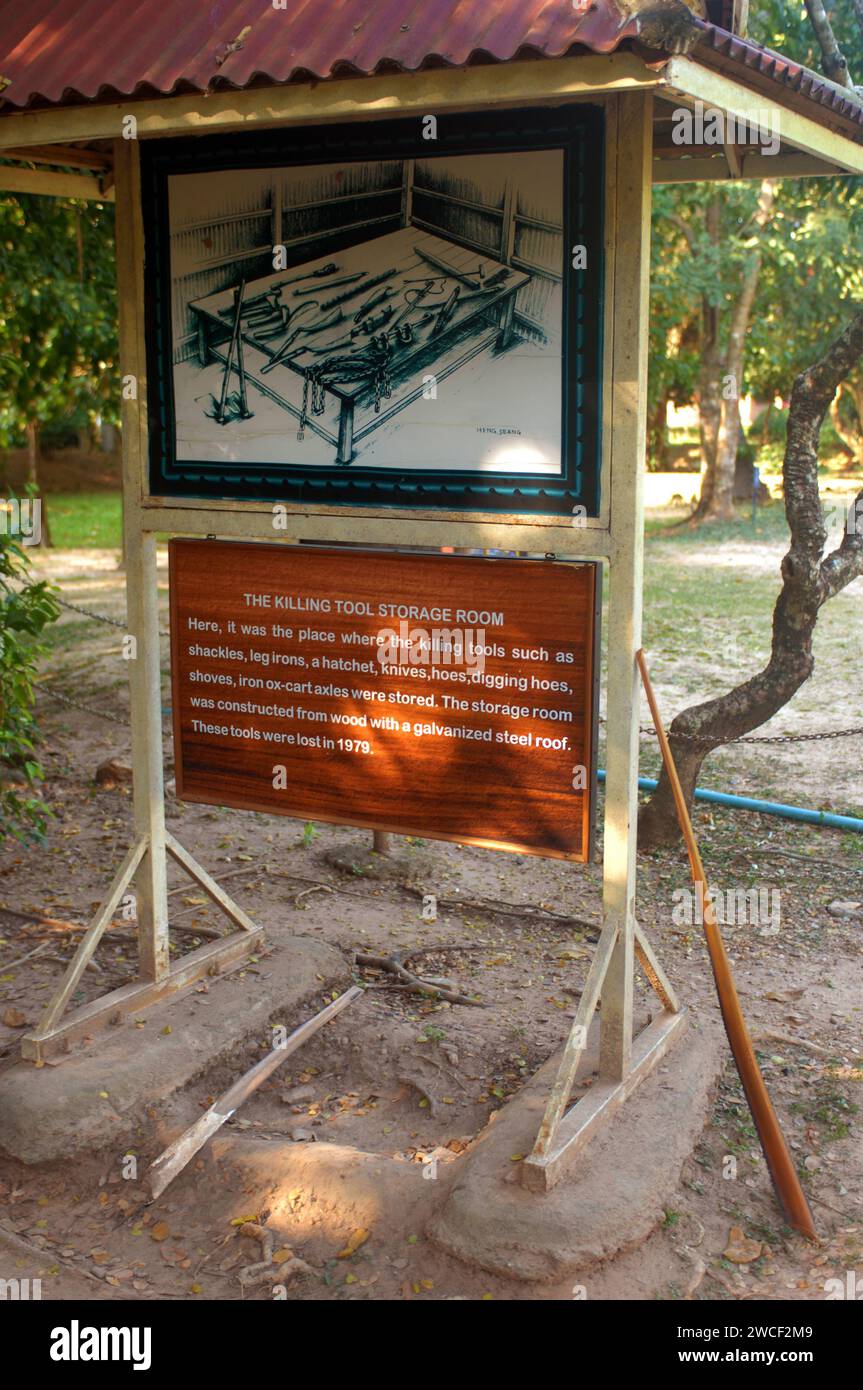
[354,949,485,1007]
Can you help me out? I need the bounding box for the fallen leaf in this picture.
[724,1225,762,1264]
[150,1221,170,1242]
[337,1227,370,1259]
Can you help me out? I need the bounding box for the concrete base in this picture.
[0,935,349,1165]
[427,1013,725,1283]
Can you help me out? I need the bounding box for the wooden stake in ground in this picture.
[147,985,362,1200]
[636,649,817,1240]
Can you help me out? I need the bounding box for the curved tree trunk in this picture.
[640,308,863,848]
[692,181,775,524]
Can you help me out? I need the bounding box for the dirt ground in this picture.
[0,541,861,1303]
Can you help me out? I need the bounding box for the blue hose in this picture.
[597,770,863,833]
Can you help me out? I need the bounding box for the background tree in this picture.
[0,192,119,543]
[651,181,777,520]
[640,309,863,847]
[647,3,863,518]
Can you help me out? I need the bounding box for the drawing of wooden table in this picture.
[189,228,529,465]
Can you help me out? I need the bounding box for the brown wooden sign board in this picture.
[169,540,599,860]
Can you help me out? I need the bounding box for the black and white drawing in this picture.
[144,110,602,512]
[170,151,563,472]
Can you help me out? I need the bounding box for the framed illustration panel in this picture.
[142,106,603,517]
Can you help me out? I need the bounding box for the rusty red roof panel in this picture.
[0,0,860,136]
[0,0,640,109]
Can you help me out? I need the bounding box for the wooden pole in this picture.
[115,137,170,983]
[636,649,816,1239]
[148,985,363,1199]
[599,91,654,1082]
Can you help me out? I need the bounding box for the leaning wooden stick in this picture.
[636,650,816,1239]
[148,985,362,1200]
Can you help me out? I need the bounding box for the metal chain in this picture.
[53,593,126,629]
[8,583,169,637]
[54,593,170,639]
[27,586,863,747]
[601,715,863,745]
[706,726,863,745]
[33,679,130,727]
[638,724,863,745]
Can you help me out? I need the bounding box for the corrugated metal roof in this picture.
[695,22,863,131]
[0,0,861,138]
[0,0,640,109]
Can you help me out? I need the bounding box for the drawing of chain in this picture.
[298,373,310,440]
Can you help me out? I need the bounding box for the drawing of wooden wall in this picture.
[410,157,563,342]
[171,162,403,362]
[171,155,562,362]
[170,170,275,361]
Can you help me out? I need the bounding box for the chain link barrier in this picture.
[33,680,131,727]
[598,717,863,745]
[52,591,170,638]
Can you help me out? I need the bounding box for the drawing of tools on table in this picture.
[292,270,364,296]
[244,262,340,304]
[207,279,254,425]
[259,269,399,371]
[305,312,413,356]
[259,305,344,374]
[415,244,510,292]
[217,263,343,330]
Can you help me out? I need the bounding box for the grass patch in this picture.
[45,492,122,548]
[791,1078,859,1143]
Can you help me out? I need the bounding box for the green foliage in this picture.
[0,504,59,842]
[749,1,863,75]
[0,192,118,448]
[649,8,863,455]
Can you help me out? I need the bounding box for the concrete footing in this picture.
[0,935,349,1165]
[427,1014,724,1282]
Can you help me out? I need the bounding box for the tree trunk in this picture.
[732,403,761,500]
[828,384,861,462]
[648,390,669,469]
[692,199,721,520]
[694,182,775,523]
[804,0,853,86]
[639,308,863,849]
[24,421,52,547]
